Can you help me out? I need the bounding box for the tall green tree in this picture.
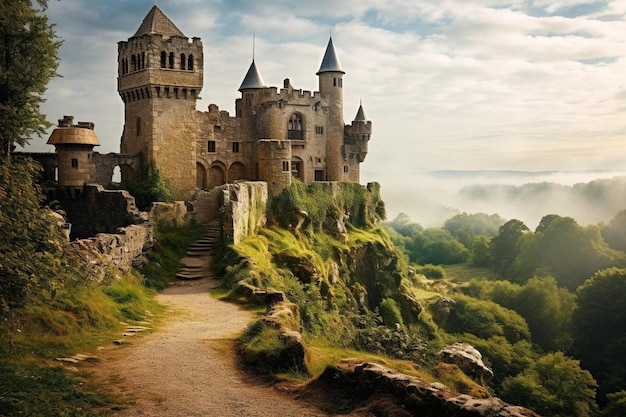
[501,352,598,417]
[573,268,626,400]
[0,0,61,151]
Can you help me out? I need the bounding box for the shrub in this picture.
[416,264,445,279]
[379,298,404,328]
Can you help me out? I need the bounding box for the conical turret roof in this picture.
[133,6,186,38]
[238,60,266,91]
[317,37,345,75]
[354,102,368,122]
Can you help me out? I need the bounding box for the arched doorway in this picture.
[228,162,247,182]
[291,157,304,181]
[196,162,207,189]
[208,162,226,189]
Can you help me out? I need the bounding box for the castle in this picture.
[116,5,371,198]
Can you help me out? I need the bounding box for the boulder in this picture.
[437,343,494,381]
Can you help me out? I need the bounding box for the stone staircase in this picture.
[175,222,221,280]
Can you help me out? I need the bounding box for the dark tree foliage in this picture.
[0,157,65,314]
[501,352,598,417]
[490,219,529,274]
[443,212,505,247]
[601,209,626,252]
[513,215,621,290]
[0,0,61,149]
[573,268,626,401]
[116,163,173,211]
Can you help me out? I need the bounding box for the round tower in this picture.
[258,139,292,196]
[317,37,345,182]
[117,5,203,199]
[47,116,100,187]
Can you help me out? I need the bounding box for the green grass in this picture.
[0,362,114,417]
[442,264,504,283]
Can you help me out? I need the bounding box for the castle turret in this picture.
[118,5,203,199]
[317,37,345,182]
[343,102,372,182]
[47,116,100,187]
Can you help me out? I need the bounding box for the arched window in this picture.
[188,54,194,71]
[168,52,174,69]
[288,113,304,140]
[160,51,167,68]
[131,55,136,72]
[141,52,145,69]
[180,53,186,70]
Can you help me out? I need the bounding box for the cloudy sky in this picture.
[32,0,626,215]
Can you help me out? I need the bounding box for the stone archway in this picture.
[196,162,207,190]
[208,162,226,189]
[228,162,247,182]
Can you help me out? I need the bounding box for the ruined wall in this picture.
[221,182,268,244]
[191,181,268,243]
[71,224,153,277]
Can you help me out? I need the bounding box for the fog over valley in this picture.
[370,170,626,228]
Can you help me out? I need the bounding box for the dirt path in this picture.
[95,276,330,417]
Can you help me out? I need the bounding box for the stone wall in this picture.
[221,182,268,244]
[71,224,153,278]
[192,181,268,244]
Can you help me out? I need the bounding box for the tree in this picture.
[490,219,529,274]
[0,0,61,150]
[601,209,626,252]
[501,352,598,417]
[573,268,626,400]
[0,157,65,314]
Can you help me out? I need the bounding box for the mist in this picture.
[371,170,626,229]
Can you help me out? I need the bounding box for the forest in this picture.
[385,210,626,415]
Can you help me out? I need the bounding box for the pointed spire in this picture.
[238,60,266,91]
[317,36,345,75]
[133,5,186,38]
[354,100,368,122]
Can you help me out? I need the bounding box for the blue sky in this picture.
[33,0,626,198]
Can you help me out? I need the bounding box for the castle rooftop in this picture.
[47,116,100,146]
[354,102,368,121]
[133,5,186,38]
[239,60,266,91]
[317,37,345,75]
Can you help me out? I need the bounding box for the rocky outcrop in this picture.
[305,360,539,417]
[438,343,494,381]
[220,182,268,244]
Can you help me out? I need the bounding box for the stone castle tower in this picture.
[118,6,203,198]
[118,6,371,198]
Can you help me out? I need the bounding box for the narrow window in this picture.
[188,54,194,71]
[339,78,343,87]
[343,165,349,173]
[245,93,253,107]
[333,78,337,87]
[180,53,186,70]
[160,51,167,68]
[169,52,174,69]
[315,126,323,135]
[71,158,78,169]
[232,142,240,153]
[208,141,216,153]
[141,52,145,69]
[282,161,290,172]
[131,55,136,71]
[136,116,141,136]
